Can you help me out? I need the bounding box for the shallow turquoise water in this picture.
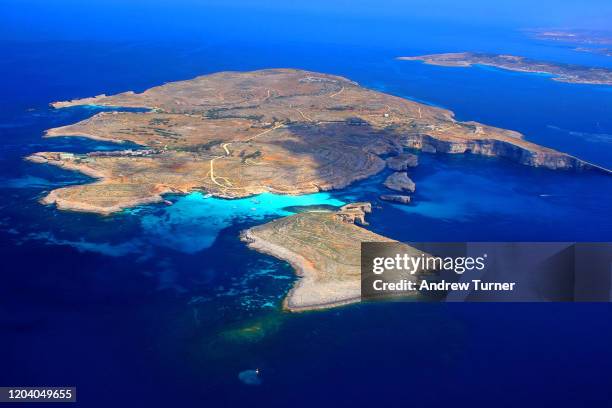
[135,192,345,253]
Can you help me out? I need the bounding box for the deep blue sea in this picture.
[1,17,612,407]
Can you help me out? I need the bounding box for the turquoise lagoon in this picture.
[135,191,345,253]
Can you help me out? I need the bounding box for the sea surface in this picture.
[1,21,612,407]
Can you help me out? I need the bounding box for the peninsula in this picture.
[398,53,612,85]
[241,203,419,311]
[28,68,604,214]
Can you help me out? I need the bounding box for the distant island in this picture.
[27,68,602,215]
[526,29,612,57]
[527,28,612,46]
[398,52,612,85]
[574,47,612,57]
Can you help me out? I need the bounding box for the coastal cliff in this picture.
[402,134,605,171]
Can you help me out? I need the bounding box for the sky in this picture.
[2,0,611,44]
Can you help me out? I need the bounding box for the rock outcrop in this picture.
[386,153,418,171]
[336,202,372,225]
[384,172,416,193]
[380,194,411,204]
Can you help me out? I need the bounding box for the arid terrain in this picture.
[242,203,420,311]
[28,68,604,215]
[399,53,612,85]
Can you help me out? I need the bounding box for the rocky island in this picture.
[28,68,605,214]
[241,203,419,311]
[384,172,416,193]
[399,52,612,85]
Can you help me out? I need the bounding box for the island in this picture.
[27,68,605,215]
[526,28,612,46]
[398,53,612,85]
[574,47,612,57]
[241,203,419,311]
[525,29,612,58]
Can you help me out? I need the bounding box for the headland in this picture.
[241,203,419,311]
